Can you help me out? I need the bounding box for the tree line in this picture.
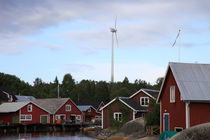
[0,72,163,103]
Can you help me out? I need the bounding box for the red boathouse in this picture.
[157,62,210,132]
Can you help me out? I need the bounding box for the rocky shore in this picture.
[86,118,159,140]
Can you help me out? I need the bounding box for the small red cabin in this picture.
[34,98,83,124]
[0,102,50,124]
[157,62,210,132]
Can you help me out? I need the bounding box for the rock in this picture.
[113,118,146,139]
[170,123,210,140]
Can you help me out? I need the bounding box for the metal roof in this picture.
[77,105,91,111]
[0,102,29,113]
[33,98,69,114]
[168,62,210,101]
[119,97,146,111]
[16,95,36,102]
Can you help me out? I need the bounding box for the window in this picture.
[20,115,32,121]
[88,108,91,112]
[76,115,81,120]
[95,116,101,120]
[27,104,32,112]
[55,114,66,120]
[114,112,122,121]
[140,97,149,106]
[175,127,183,132]
[66,105,71,111]
[170,86,175,103]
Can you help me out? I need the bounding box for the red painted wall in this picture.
[190,103,210,127]
[0,112,18,124]
[131,91,154,105]
[102,99,133,129]
[55,100,82,123]
[160,68,186,132]
[83,107,101,122]
[20,103,49,124]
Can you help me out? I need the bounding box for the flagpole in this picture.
[178,38,180,62]
[57,84,59,98]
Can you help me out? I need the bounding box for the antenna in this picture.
[172,29,181,62]
[110,16,118,83]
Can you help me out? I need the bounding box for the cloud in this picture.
[44,44,62,50]
[1,0,210,54]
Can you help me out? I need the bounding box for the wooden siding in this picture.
[102,99,133,129]
[160,68,186,132]
[20,103,49,124]
[55,100,82,123]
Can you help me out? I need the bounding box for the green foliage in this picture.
[108,98,130,129]
[145,100,160,126]
[0,73,161,104]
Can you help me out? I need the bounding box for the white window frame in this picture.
[140,97,149,106]
[76,115,81,120]
[174,127,183,132]
[113,112,122,122]
[88,108,91,112]
[66,105,71,111]
[55,114,66,120]
[20,114,32,121]
[27,104,32,112]
[95,116,101,120]
[170,86,175,103]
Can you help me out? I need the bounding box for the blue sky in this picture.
[0,0,210,85]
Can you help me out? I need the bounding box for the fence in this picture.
[146,125,160,135]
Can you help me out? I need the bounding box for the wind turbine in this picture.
[110,16,119,83]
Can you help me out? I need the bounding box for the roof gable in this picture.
[100,97,146,112]
[33,98,69,114]
[157,62,210,102]
[129,88,159,100]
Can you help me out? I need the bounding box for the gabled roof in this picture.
[100,97,147,112]
[77,105,91,112]
[157,62,210,102]
[75,101,104,111]
[0,102,29,113]
[119,97,146,111]
[16,95,36,102]
[33,98,70,114]
[129,88,159,100]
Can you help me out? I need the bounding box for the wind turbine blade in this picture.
[115,16,117,29]
[115,32,119,47]
[172,29,181,47]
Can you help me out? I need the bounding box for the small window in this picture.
[76,115,81,120]
[66,105,71,111]
[20,115,32,121]
[175,127,183,132]
[88,108,91,112]
[27,104,32,112]
[140,97,149,106]
[114,112,122,121]
[170,86,175,103]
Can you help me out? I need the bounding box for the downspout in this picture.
[186,102,190,129]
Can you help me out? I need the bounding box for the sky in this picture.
[1,0,210,85]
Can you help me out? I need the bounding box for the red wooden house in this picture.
[157,62,210,133]
[76,101,104,123]
[34,98,83,124]
[0,101,50,124]
[100,88,159,129]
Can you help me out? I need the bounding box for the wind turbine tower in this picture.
[110,17,118,83]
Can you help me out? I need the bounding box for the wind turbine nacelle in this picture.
[110,28,117,32]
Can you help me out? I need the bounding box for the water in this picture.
[0,132,97,140]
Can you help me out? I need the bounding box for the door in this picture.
[12,115,19,123]
[40,115,48,123]
[164,113,169,131]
